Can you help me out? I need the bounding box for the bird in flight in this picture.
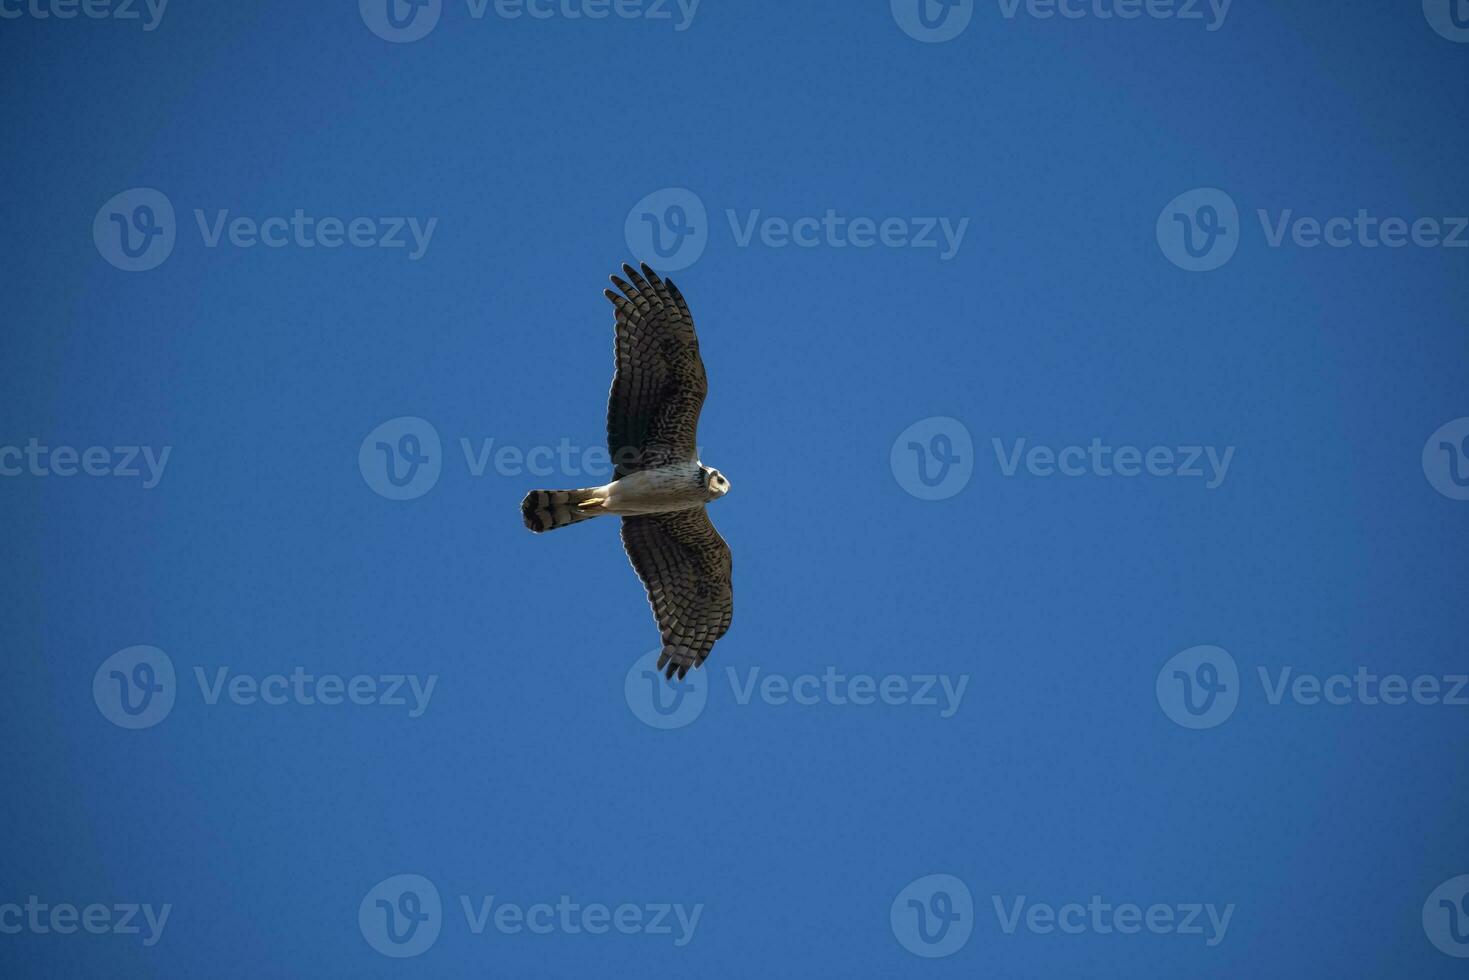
[521,263,733,680]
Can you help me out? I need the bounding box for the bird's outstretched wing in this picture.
[621,508,733,680]
[604,263,707,478]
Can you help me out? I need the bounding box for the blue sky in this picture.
[2,0,1468,976]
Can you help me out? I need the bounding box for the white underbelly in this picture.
[602,467,703,516]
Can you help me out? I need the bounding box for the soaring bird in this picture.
[521,263,733,680]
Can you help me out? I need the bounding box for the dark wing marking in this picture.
[604,262,707,478]
[621,508,733,680]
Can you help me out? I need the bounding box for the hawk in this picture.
[521,263,733,680]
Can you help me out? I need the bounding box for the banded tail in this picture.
[521,487,607,533]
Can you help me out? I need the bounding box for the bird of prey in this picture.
[521,263,733,680]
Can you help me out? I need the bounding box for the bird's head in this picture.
[701,466,730,500]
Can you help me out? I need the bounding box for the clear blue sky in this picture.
[3,1,1469,976]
